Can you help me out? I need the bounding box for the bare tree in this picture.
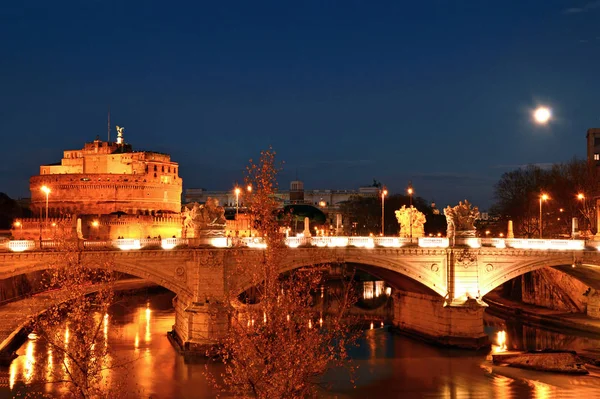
[209,148,357,398]
[491,159,597,237]
[26,227,130,398]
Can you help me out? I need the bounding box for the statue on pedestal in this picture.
[443,200,480,239]
[181,197,227,238]
[395,206,426,238]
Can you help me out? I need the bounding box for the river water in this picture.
[3,288,600,399]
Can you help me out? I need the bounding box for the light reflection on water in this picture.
[2,290,600,398]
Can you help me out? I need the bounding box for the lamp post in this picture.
[234,187,241,218]
[14,221,22,239]
[381,188,388,236]
[246,185,252,236]
[539,193,549,238]
[40,185,51,240]
[577,193,587,234]
[407,186,414,241]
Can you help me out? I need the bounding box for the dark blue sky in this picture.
[2,1,600,210]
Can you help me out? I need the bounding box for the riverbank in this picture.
[485,292,600,365]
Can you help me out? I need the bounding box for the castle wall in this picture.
[30,173,181,215]
[11,215,182,240]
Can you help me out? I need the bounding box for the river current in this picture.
[2,288,600,399]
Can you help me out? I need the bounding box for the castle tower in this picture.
[30,135,182,216]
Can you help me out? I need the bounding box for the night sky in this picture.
[2,1,600,210]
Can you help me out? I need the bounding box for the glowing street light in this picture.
[381,188,388,236]
[539,193,549,238]
[533,106,551,125]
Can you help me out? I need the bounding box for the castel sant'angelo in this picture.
[17,126,184,240]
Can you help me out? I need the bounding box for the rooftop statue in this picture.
[395,205,426,238]
[444,200,480,239]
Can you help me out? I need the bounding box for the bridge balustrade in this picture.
[7,240,36,252]
[83,240,113,249]
[0,236,593,252]
[418,237,450,248]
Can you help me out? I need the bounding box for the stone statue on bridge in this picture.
[181,197,227,238]
[444,200,480,239]
[395,205,426,238]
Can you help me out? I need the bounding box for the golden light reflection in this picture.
[24,340,35,382]
[64,326,70,345]
[495,330,507,352]
[528,379,552,399]
[47,347,54,381]
[134,332,140,349]
[63,351,70,380]
[145,305,151,343]
[9,362,16,389]
[104,313,109,345]
[370,322,374,330]
[308,320,312,329]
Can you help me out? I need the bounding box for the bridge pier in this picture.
[169,295,228,360]
[392,291,489,349]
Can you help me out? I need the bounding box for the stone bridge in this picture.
[2,244,600,352]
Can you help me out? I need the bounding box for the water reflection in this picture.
[484,313,600,352]
[4,289,600,398]
[363,281,386,300]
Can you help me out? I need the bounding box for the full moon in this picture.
[533,107,551,124]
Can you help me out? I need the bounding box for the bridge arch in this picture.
[274,249,448,297]
[480,254,600,296]
[0,252,192,300]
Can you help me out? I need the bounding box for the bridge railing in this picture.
[0,236,593,252]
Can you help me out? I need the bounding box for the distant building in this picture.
[587,128,600,169]
[587,128,600,236]
[185,180,382,235]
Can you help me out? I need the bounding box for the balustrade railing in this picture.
[0,236,592,252]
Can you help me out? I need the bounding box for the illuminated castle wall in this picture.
[29,136,182,216]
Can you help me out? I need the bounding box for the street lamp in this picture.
[381,188,388,236]
[407,186,414,240]
[40,185,51,239]
[234,187,241,218]
[577,193,587,232]
[539,193,549,238]
[14,220,22,239]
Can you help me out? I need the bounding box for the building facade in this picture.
[30,135,182,216]
[185,181,382,235]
